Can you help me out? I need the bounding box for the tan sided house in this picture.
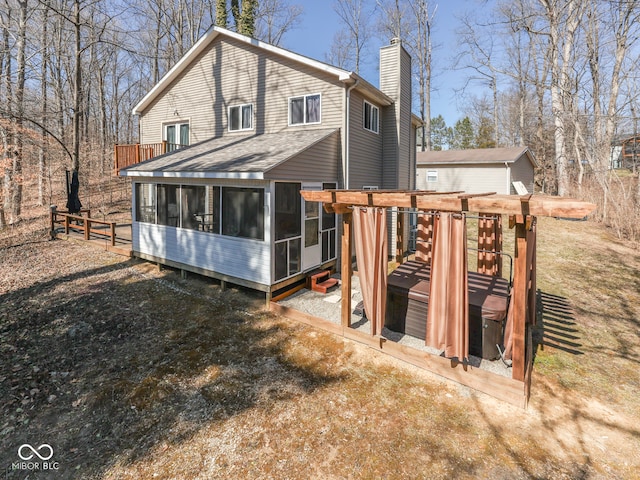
[416,147,537,195]
[117,26,419,299]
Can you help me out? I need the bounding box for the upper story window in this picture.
[289,93,321,125]
[164,122,189,152]
[229,104,253,131]
[363,101,379,134]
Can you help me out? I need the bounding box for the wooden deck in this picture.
[51,211,132,257]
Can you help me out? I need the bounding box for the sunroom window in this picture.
[222,187,264,240]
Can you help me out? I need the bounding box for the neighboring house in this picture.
[118,26,419,299]
[416,147,537,195]
[610,134,640,170]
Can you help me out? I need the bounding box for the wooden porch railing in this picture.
[50,208,117,246]
[113,141,187,175]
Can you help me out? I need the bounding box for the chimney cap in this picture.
[390,37,401,45]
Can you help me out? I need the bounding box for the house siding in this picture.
[416,164,508,194]
[397,47,413,191]
[379,41,412,250]
[266,130,341,182]
[139,36,345,145]
[379,41,412,190]
[347,91,383,188]
[132,178,272,286]
[380,57,398,189]
[510,155,535,194]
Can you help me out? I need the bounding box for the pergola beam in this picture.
[302,190,596,219]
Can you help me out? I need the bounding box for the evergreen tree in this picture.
[475,115,495,148]
[430,115,451,151]
[451,117,474,150]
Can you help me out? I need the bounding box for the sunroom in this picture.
[119,129,342,297]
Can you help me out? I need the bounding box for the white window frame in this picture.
[163,121,190,147]
[288,93,322,126]
[426,170,438,183]
[228,103,254,132]
[363,100,379,134]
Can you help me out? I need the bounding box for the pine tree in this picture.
[451,117,474,150]
[475,115,495,148]
[430,115,451,151]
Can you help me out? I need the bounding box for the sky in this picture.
[279,0,483,127]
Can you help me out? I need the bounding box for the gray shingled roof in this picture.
[121,128,339,179]
[416,147,537,167]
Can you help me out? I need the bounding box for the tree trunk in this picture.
[1,4,12,227]
[539,0,583,197]
[72,0,81,173]
[38,0,50,206]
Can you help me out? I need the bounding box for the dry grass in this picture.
[1,198,639,478]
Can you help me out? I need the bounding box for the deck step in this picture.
[310,269,339,294]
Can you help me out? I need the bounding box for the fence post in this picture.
[64,215,70,235]
[110,222,116,246]
[114,145,118,175]
[84,218,90,241]
[49,205,57,240]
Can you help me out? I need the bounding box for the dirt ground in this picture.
[1,212,639,479]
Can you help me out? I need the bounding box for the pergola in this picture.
[291,190,596,407]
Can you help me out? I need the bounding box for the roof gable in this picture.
[133,26,392,115]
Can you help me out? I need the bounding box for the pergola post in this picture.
[341,211,353,328]
[511,215,531,381]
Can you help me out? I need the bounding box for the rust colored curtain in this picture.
[415,210,434,264]
[426,213,469,360]
[477,213,503,276]
[352,207,388,336]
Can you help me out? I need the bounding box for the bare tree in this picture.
[408,0,436,151]
[329,0,374,73]
[455,11,501,149]
[537,0,584,196]
[254,0,303,46]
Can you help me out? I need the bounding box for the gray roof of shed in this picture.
[416,147,537,167]
[120,128,339,179]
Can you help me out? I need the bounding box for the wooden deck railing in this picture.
[50,209,117,246]
[113,141,187,175]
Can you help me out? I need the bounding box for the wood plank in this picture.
[272,301,526,408]
[511,219,528,381]
[301,190,596,219]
